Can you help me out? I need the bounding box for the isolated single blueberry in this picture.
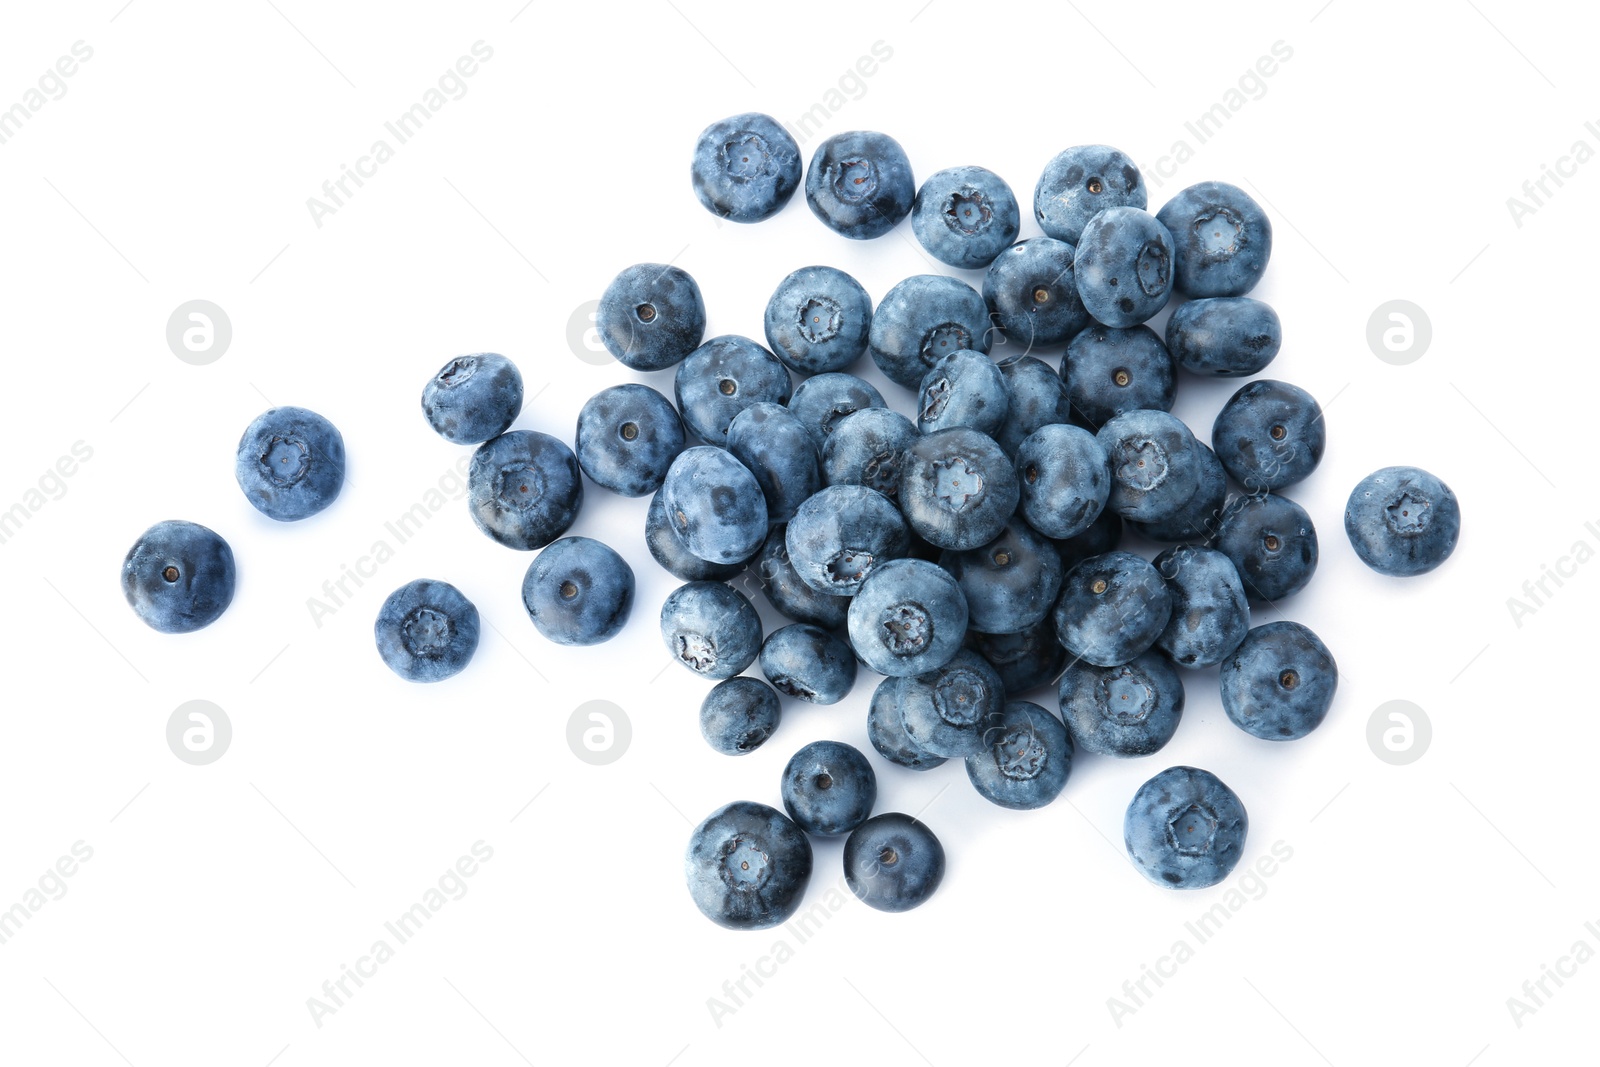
[121,520,236,634]
[727,402,820,524]
[597,263,707,371]
[1157,181,1272,297]
[805,130,915,240]
[899,428,1019,552]
[1344,466,1461,577]
[686,801,812,930]
[660,581,763,680]
[786,372,884,452]
[993,355,1072,458]
[374,578,479,682]
[675,335,793,444]
[1097,409,1204,525]
[1220,621,1338,741]
[1214,493,1319,602]
[644,489,748,582]
[760,623,857,705]
[940,522,1063,635]
[1053,551,1172,667]
[916,350,1010,437]
[1016,422,1110,541]
[1153,545,1250,668]
[1035,145,1147,244]
[966,701,1074,810]
[421,353,523,444]
[520,536,634,646]
[1125,766,1248,889]
[467,430,583,551]
[764,266,874,375]
[1213,379,1325,492]
[868,274,992,390]
[822,407,920,500]
[911,165,1021,269]
[574,383,686,498]
[898,648,1006,759]
[235,406,345,522]
[660,446,768,565]
[754,524,850,629]
[781,740,877,836]
[867,677,948,771]
[691,112,802,223]
[1165,297,1282,377]
[700,677,782,756]
[1058,652,1184,758]
[847,558,969,677]
[1061,324,1176,431]
[844,813,945,913]
[786,484,910,596]
[1075,207,1174,329]
[984,238,1091,352]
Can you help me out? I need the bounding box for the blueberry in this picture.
[781,740,877,836]
[868,274,992,390]
[1061,324,1176,430]
[843,813,945,913]
[866,677,948,771]
[983,238,1091,352]
[1015,423,1110,540]
[760,623,857,705]
[964,618,1067,694]
[787,372,885,452]
[520,536,634,646]
[1058,652,1184,757]
[916,350,1010,437]
[235,406,345,522]
[1124,766,1247,889]
[1220,621,1338,741]
[674,335,793,445]
[1034,145,1147,244]
[804,130,915,241]
[1097,410,1204,525]
[467,430,583,551]
[1156,181,1272,297]
[1212,379,1325,492]
[121,520,236,633]
[597,263,707,371]
[1074,207,1174,329]
[898,648,1006,758]
[1126,442,1228,544]
[940,522,1062,635]
[1214,492,1319,602]
[898,428,1019,551]
[1152,545,1250,668]
[1165,297,1282,377]
[660,581,763,680]
[786,484,910,595]
[847,558,968,677]
[727,402,821,524]
[821,407,920,500]
[374,578,479,682]
[644,489,748,582]
[966,701,1073,810]
[1053,550,1172,667]
[686,801,812,930]
[574,384,686,498]
[691,112,802,223]
[660,446,768,565]
[1056,504,1123,568]
[1344,466,1461,577]
[754,524,850,629]
[700,677,782,756]
[764,266,874,374]
[911,165,1021,269]
[421,353,523,444]
[993,355,1072,458]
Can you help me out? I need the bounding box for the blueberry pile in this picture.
[117,113,1464,932]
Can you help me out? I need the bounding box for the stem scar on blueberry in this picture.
[814,773,833,790]
[878,846,899,866]
[1091,578,1108,595]
[1270,424,1287,440]
[635,303,656,323]
[1024,464,1039,484]
[1264,534,1281,551]
[560,581,578,600]
[992,550,1011,566]
[1033,287,1050,304]
[620,421,639,441]
[1113,368,1131,387]
[1280,669,1299,689]
[718,379,737,396]
[162,566,179,583]
[1087,177,1103,194]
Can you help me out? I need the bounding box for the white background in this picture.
[1,1,1594,1064]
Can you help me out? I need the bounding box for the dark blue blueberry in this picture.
[966,701,1073,810]
[1345,466,1461,577]
[821,408,919,500]
[1075,207,1174,328]
[1016,423,1109,541]
[1055,504,1123,568]
[235,406,345,522]
[467,431,582,551]
[121,520,236,633]
[700,677,783,756]
[785,484,910,595]
[520,536,633,646]
[843,813,945,913]
[868,274,992,390]
[597,263,706,371]
[965,618,1066,695]
[374,578,479,682]
[691,112,801,223]
[1156,181,1272,298]
[1213,379,1325,492]
[804,130,915,240]
[1214,492,1319,602]
[1221,621,1338,741]
[660,581,762,680]
[760,623,857,705]
[1165,297,1282,377]
[1152,545,1250,668]
[754,524,850,628]
[644,489,747,582]
[916,350,1010,437]
[1058,652,1184,757]
[1053,550,1172,667]
[686,801,812,930]
[660,446,768,565]
[727,402,820,524]
[847,558,969,677]
[574,384,686,498]
[1034,145,1147,244]
[421,353,522,444]
[1125,766,1247,889]
[1097,410,1204,525]
[866,677,948,771]
[898,428,1019,551]
[898,648,1006,758]
[1061,324,1175,430]
[1127,442,1227,544]
[674,335,792,445]
[764,266,874,375]
[781,740,876,835]
[911,165,1021,269]
[983,238,1091,352]
[993,355,1072,458]
[787,372,884,453]
[940,522,1062,635]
